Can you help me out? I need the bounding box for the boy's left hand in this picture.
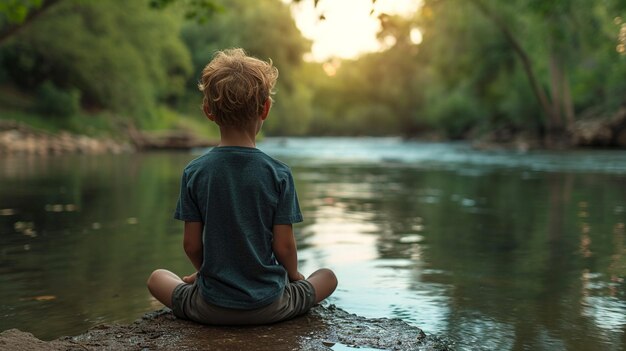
[182,272,198,284]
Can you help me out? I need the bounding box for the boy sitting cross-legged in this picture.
[147,48,337,325]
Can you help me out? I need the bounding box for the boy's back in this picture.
[147,48,336,326]
[175,146,303,309]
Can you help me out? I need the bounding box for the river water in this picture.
[1,137,625,350]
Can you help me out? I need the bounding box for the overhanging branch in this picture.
[468,0,554,126]
[0,0,62,45]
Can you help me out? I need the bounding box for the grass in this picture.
[0,84,219,140]
[0,104,219,141]
[0,85,220,141]
[0,109,66,133]
[0,107,125,137]
[140,106,220,140]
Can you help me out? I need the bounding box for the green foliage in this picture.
[1,0,192,121]
[489,68,542,131]
[413,0,626,140]
[0,107,123,136]
[36,80,80,118]
[265,76,314,135]
[424,84,484,139]
[148,0,223,23]
[304,18,426,137]
[180,0,311,135]
[1,0,625,140]
[143,106,220,140]
[0,0,43,24]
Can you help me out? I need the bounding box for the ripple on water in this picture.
[582,296,626,331]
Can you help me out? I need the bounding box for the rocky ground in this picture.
[0,121,132,155]
[473,106,626,151]
[0,120,217,155]
[0,305,454,351]
[570,106,626,147]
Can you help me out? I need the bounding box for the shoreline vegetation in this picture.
[471,106,626,151]
[0,305,453,351]
[0,107,624,156]
[1,1,625,153]
[0,119,220,155]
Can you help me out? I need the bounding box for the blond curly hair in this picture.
[198,48,278,127]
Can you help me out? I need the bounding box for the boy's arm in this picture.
[272,224,305,281]
[183,221,203,271]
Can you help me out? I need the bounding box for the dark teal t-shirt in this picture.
[174,146,303,309]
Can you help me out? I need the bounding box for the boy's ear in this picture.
[260,99,272,121]
[203,104,215,122]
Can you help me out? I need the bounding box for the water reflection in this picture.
[269,139,626,350]
[1,139,625,351]
[0,153,195,339]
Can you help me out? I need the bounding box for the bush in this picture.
[424,84,485,139]
[36,81,81,118]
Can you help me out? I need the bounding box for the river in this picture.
[1,137,625,350]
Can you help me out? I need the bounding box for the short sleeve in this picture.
[273,171,303,225]
[174,170,202,222]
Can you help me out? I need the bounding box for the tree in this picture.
[0,0,223,45]
[464,0,626,145]
[466,3,545,121]
[1,0,193,120]
[417,0,626,145]
[0,0,62,44]
[180,0,312,135]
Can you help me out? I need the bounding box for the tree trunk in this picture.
[562,70,575,130]
[548,44,576,144]
[549,51,564,130]
[469,0,568,146]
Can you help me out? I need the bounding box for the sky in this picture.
[289,0,421,62]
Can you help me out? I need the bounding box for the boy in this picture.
[147,48,337,325]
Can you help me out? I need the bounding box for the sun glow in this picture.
[290,0,421,62]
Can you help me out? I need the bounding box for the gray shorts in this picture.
[171,280,316,325]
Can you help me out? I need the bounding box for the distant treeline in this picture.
[1,0,625,146]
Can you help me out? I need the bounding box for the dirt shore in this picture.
[0,121,132,155]
[0,305,453,351]
[0,120,216,155]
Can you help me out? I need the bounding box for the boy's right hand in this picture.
[182,272,198,284]
[289,272,305,282]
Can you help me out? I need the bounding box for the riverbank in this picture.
[0,120,217,154]
[2,108,625,156]
[0,121,132,155]
[472,106,626,151]
[0,305,453,351]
